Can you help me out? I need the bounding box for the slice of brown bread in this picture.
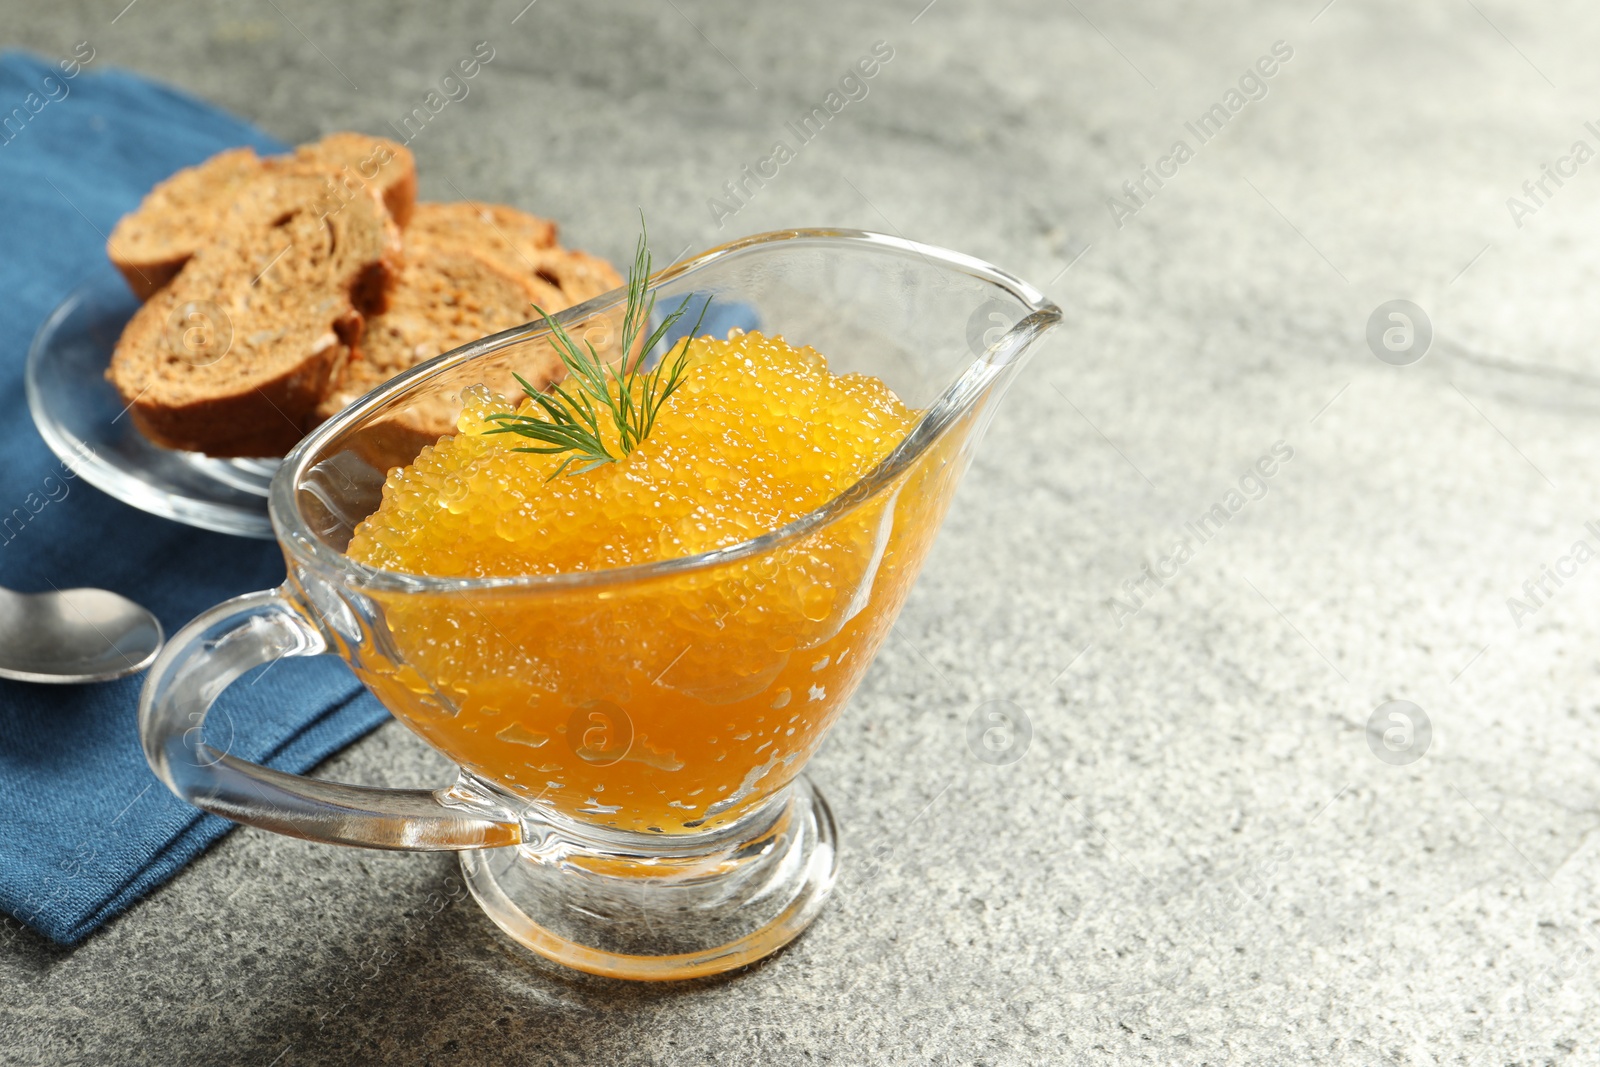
[314,216,624,450]
[405,201,558,267]
[313,247,561,455]
[291,132,418,228]
[105,166,402,457]
[319,248,550,414]
[106,147,262,300]
[105,133,415,301]
[405,202,620,310]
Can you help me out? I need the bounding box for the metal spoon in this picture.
[0,585,164,684]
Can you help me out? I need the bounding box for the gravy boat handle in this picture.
[139,588,522,850]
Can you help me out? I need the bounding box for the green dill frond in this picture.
[481,217,712,481]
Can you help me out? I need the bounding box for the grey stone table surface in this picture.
[6,0,1600,1063]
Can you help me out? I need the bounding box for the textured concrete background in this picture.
[6,0,1600,1063]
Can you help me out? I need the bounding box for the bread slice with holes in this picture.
[105,165,402,457]
[314,205,624,447]
[291,132,418,228]
[404,201,620,310]
[106,134,415,301]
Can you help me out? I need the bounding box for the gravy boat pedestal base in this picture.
[462,778,835,979]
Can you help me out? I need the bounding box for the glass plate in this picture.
[25,264,278,540]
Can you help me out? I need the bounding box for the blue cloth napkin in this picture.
[0,51,390,945]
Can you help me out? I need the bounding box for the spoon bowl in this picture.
[0,586,164,684]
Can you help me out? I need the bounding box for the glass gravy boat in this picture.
[139,229,1061,980]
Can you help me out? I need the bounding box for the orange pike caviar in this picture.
[345,330,948,834]
[348,329,916,575]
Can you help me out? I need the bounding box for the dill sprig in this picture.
[483,220,711,480]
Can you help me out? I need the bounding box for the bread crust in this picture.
[123,333,349,457]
